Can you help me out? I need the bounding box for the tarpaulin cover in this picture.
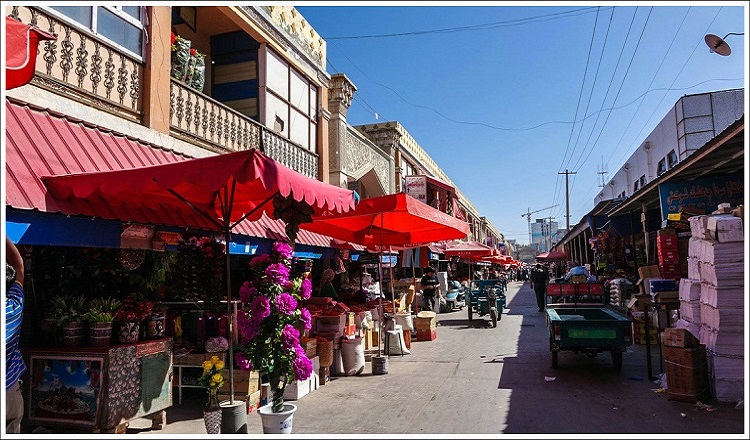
[300,192,470,248]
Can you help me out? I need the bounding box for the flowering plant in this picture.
[234,241,314,413]
[198,355,225,393]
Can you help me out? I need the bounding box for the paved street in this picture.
[128,280,746,435]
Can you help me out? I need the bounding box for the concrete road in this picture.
[128,280,747,436]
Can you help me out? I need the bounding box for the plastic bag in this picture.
[170,35,191,81]
[190,51,206,92]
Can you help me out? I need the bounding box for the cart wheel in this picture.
[490,309,497,327]
[467,304,473,321]
[611,350,623,370]
[551,350,559,369]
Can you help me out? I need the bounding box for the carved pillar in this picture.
[328,73,356,188]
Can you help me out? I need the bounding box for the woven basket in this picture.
[316,338,333,367]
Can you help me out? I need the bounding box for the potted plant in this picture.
[84,297,120,347]
[234,241,314,434]
[198,355,225,434]
[48,294,87,347]
[113,294,153,344]
[144,302,168,339]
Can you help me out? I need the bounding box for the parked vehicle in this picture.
[466,279,506,327]
[443,280,465,312]
[545,282,633,370]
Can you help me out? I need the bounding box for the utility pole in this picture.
[558,169,576,232]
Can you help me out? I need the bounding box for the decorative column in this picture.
[143,6,171,133]
[328,73,356,188]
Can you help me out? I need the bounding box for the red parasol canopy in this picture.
[42,148,357,230]
[300,192,470,248]
[5,17,56,90]
[443,240,497,260]
[536,250,569,261]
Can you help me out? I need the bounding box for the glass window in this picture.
[97,7,142,55]
[46,6,144,58]
[50,6,93,27]
[639,175,647,188]
[667,150,678,169]
[633,181,639,193]
[657,159,667,175]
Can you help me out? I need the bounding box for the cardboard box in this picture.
[174,353,207,366]
[648,279,677,293]
[283,356,320,400]
[415,315,437,331]
[663,328,700,348]
[706,214,743,243]
[219,369,260,396]
[654,290,679,303]
[315,314,345,333]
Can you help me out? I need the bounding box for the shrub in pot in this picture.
[48,294,88,347]
[85,297,120,347]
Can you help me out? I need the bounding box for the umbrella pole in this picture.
[224,224,235,404]
[388,246,396,312]
[411,250,417,313]
[377,255,383,357]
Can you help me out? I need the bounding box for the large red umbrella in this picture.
[536,250,569,262]
[444,240,497,260]
[300,192,471,358]
[5,16,56,90]
[300,192,470,247]
[42,148,357,401]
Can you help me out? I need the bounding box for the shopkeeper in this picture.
[318,268,338,299]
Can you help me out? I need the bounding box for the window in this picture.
[633,180,639,193]
[657,158,667,176]
[667,150,678,169]
[47,6,145,58]
[639,175,647,188]
[619,191,626,198]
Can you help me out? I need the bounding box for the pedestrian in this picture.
[529,263,549,312]
[6,237,26,433]
[318,268,338,298]
[420,266,440,311]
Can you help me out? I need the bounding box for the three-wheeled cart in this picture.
[466,279,506,327]
[545,282,633,369]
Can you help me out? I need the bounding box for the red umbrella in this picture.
[301,192,470,247]
[300,192,470,359]
[536,250,569,261]
[42,148,357,402]
[5,17,56,90]
[443,240,497,259]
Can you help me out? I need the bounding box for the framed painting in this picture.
[27,354,105,429]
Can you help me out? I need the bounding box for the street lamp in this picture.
[704,32,744,56]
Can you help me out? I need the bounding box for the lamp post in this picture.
[704,32,744,56]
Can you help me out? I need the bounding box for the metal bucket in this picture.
[371,355,389,375]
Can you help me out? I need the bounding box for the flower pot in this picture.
[62,322,86,347]
[145,314,166,339]
[203,392,222,434]
[220,400,248,434]
[258,403,297,434]
[89,322,113,347]
[116,320,140,344]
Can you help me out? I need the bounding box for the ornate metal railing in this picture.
[8,6,143,121]
[169,79,318,179]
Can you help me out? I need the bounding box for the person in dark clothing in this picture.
[420,267,440,311]
[529,263,549,312]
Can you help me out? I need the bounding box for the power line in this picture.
[323,6,608,40]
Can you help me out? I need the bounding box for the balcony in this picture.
[169,79,318,179]
[8,6,143,122]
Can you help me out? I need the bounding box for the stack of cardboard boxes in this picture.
[662,328,710,403]
[657,228,681,280]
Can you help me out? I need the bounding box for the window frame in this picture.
[667,150,678,170]
[40,5,145,61]
[657,158,667,176]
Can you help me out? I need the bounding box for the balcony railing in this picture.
[8,6,143,121]
[169,79,318,179]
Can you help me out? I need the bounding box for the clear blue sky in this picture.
[296,2,747,245]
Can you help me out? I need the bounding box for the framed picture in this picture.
[27,354,105,429]
[177,6,196,32]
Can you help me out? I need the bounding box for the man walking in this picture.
[420,267,440,311]
[529,263,549,312]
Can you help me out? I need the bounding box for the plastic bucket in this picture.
[340,336,365,376]
[371,355,389,375]
[220,400,248,434]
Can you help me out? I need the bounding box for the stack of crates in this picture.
[657,228,681,280]
[662,328,710,403]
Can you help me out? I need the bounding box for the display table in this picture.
[25,338,173,433]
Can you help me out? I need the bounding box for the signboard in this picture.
[404,176,427,202]
[658,173,743,220]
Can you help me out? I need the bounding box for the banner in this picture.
[658,173,743,220]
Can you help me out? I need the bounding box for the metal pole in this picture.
[559,169,577,232]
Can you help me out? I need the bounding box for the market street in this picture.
[129,280,745,435]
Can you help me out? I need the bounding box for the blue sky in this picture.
[296,3,747,245]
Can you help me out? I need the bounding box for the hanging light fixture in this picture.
[704,32,744,56]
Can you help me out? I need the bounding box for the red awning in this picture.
[536,250,569,261]
[5,100,355,249]
[5,17,56,90]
